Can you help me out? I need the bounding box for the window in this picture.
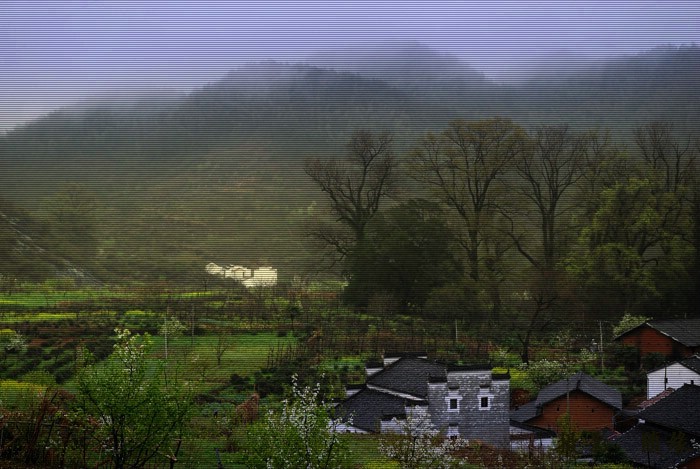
[480,397,489,408]
[446,392,461,412]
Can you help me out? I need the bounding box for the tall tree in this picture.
[305,130,396,264]
[411,117,528,282]
[635,121,695,194]
[566,122,696,316]
[343,199,461,312]
[510,125,588,271]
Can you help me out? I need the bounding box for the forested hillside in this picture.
[1,43,698,314]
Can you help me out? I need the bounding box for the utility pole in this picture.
[191,304,195,347]
[599,320,605,371]
[164,307,169,361]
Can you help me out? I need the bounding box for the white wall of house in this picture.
[205,263,225,276]
[380,417,406,434]
[224,265,252,280]
[509,430,554,453]
[333,423,368,434]
[206,262,277,287]
[242,266,277,287]
[647,363,700,399]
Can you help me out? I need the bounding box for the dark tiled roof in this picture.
[333,388,410,432]
[679,355,700,374]
[616,318,700,346]
[535,372,622,410]
[511,400,540,423]
[648,318,700,347]
[384,351,428,359]
[637,388,675,410]
[613,423,700,468]
[636,384,700,436]
[367,357,447,399]
[446,364,491,372]
[509,419,556,438]
[647,355,700,375]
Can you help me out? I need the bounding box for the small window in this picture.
[450,399,458,410]
[480,397,489,408]
[591,408,595,413]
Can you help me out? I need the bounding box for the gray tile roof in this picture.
[510,401,540,423]
[648,318,700,347]
[367,357,447,399]
[679,355,700,374]
[535,372,622,410]
[617,318,700,346]
[509,419,557,438]
[636,384,700,436]
[613,423,700,468]
[333,387,411,432]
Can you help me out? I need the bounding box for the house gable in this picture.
[511,372,621,433]
[529,390,617,432]
[367,357,446,399]
[614,423,700,468]
[616,319,700,359]
[636,384,700,437]
[334,387,415,433]
[647,358,700,399]
[614,385,700,467]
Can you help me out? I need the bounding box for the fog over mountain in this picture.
[308,42,488,89]
[1,42,698,282]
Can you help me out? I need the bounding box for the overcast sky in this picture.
[2,0,699,132]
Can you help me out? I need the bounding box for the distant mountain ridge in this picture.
[2,42,698,203]
[0,42,698,283]
[308,42,488,90]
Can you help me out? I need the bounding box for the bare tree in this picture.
[411,118,528,281]
[635,121,696,194]
[510,125,589,271]
[214,332,231,367]
[305,130,396,261]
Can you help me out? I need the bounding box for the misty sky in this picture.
[2,0,699,132]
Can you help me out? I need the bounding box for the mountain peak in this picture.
[307,41,487,88]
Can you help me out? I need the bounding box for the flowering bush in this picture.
[246,375,348,468]
[379,415,467,469]
[77,328,192,469]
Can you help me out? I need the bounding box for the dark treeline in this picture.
[305,119,698,363]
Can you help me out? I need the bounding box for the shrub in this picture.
[245,375,348,468]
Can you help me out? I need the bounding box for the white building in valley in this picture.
[205,262,277,288]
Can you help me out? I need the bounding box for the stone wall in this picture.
[427,369,510,448]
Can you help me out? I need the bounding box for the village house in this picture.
[647,355,700,399]
[333,353,511,448]
[613,384,700,468]
[615,318,700,361]
[204,262,277,287]
[511,372,622,433]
